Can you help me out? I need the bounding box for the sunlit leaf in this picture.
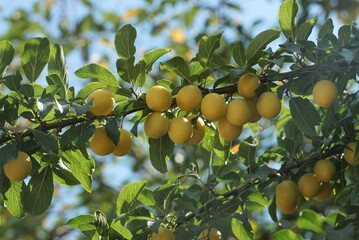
[4,181,24,218]
[160,56,190,82]
[116,181,146,215]
[246,29,280,66]
[48,44,68,88]
[297,209,324,233]
[75,63,118,87]
[21,38,50,82]
[0,40,15,77]
[111,220,133,239]
[231,217,252,240]
[67,214,96,228]
[272,229,304,240]
[233,41,246,67]
[278,0,299,39]
[195,32,222,67]
[297,18,317,41]
[142,48,171,72]
[61,149,94,193]
[115,24,137,59]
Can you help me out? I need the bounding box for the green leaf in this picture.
[116,181,146,215]
[76,82,107,99]
[233,41,246,67]
[0,40,15,77]
[268,198,278,222]
[4,181,25,218]
[45,74,66,99]
[137,188,156,206]
[37,97,54,119]
[30,129,59,154]
[272,229,304,240]
[160,56,190,82]
[318,18,334,39]
[67,214,96,228]
[22,167,54,215]
[105,118,120,145]
[61,149,94,192]
[53,165,80,186]
[115,24,137,59]
[2,71,22,91]
[142,48,171,72]
[134,60,146,87]
[238,137,256,168]
[339,48,354,65]
[75,63,118,87]
[288,72,314,95]
[153,182,177,212]
[245,191,269,212]
[196,32,222,67]
[297,209,324,233]
[289,97,320,137]
[19,84,35,98]
[231,218,251,240]
[111,220,133,239]
[327,223,355,240]
[189,61,204,77]
[48,44,68,88]
[338,24,352,47]
[278,0,299,39]
[296,18,318,41]
[21,38,50,82]
[116,57,135,83]
[0,142,18,167]
[246,29,281,66]
[149,134,174,173]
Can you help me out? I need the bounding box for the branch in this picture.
[175,145,344,227]
[0,57,357,146]
[274,59,359,80]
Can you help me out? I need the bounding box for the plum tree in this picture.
[245,98,261,123]
[0,0,358,239]
[89,126,115,156]
[150,228,175,240]
[186,114,206,144]
[196,228,222,240]
[3,151,32,181]
[312,80,338,108]
[168,116,193,144]
[146,85,173,111]
[217,116,243,141]
[226,98,252,126]
[87,89,115,116]
[314,182,333,202]
[177,85,203,112]
[112,129,133,157]
[144,112,170,139]
[298,173,322,199]
[313,160,336,182]
[275,180,299,207]
[343,142,359,165]
[237,73,261,98]
[200,93,226,121]
[256,92,281,119]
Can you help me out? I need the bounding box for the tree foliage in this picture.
[0,0,359,239]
